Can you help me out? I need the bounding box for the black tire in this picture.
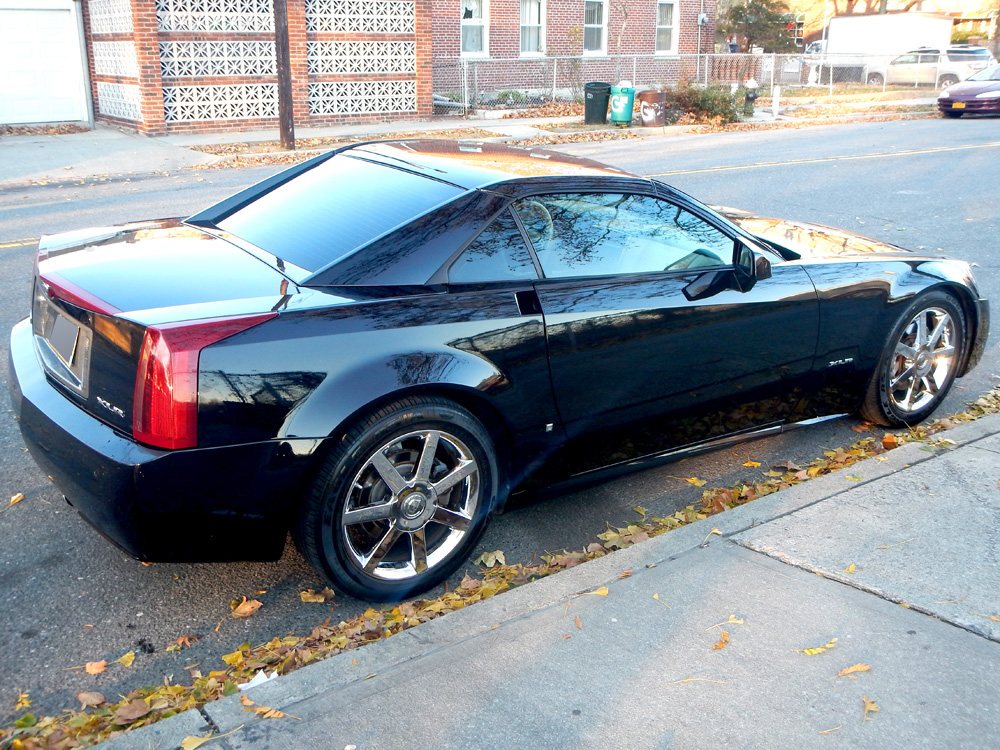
[939,75,959,88]
[294,396,498,601]
[944,110,964,119]
[860,291,966,427]
[867,73,884,86]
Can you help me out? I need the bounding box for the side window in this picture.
[448,208,537,283]
[892,54,916,65]
[512,193,733,279]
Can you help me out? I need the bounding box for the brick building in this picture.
[431,0,718,101]
[2,0,717,132]
[80,0,433,134]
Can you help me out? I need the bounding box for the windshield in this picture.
[968,63,1000,81]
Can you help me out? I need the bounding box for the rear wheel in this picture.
[295,397,498,601]
[861,291,966,427]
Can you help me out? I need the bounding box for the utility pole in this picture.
[273,0,295,150]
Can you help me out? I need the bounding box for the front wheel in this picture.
[867,73,884,86]
[295,397,499,601]
[939,75,959,88]
[861,292,966,427]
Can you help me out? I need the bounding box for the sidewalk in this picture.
[102,412,1000,749]
[0,92,939,189]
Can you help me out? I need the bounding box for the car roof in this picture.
[342,139,636,189]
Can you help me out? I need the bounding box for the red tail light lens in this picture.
[133,313,276,450]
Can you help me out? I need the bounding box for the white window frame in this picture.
[583,0,607,56]
[520,0,545,57]
[655,0,677,55]
[461,0,489,57]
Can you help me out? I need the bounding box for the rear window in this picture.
[948,49,992,61]
[217,155,463,273]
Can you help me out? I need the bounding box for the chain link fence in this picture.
[433,51,985,115]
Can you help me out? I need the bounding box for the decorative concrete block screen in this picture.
[84,0,429,133]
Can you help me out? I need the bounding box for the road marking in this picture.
[647,140,1000,177]
[0,238,37,249]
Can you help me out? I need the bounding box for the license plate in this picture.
[953,101,966,109]
[49,313,80,366]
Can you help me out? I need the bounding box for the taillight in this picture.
[133,313,276,450]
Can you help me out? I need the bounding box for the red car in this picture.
[938,63,1000,117]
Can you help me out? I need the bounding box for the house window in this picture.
[462,0,488,55]
[521,0,544,55]
[656,1,676,54]
[583,0,606,54]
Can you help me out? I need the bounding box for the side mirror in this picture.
[733,241,771,293]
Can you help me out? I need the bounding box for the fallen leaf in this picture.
[842,564,856,574]
[181,735,216,750]
[882,434,898,450]
[845,475,862,482]
[618,570,632,579]
[818,726,842,734]
[300,587,336,603]
[14,713,37,728]
[574,615,582,630]
[563,634,572,639]
[77,691,105,708]
[231,597,263,618]
[743,460,761,467]
[587,586,609,596]
[85,660,107,675]
[862,695,880,721]
[712,630,730,650]
[670,475,707,487]
[473,550,506,568]
[15,691,31,710]
[114,698,150,723]
[633,505,647,518]
[837,663,871,678]
[115,650,135,668]
[239,694,254,707]
[795,638,837,655]
[10,493,24,506]
[773,460,801,471]
[991,616,1000,622]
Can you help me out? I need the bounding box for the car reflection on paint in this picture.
[7,141,990,601]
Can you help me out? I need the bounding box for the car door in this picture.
[511,189,820,462]
[887,53,918,85]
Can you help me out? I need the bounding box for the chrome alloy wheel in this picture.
[887,306,958,414]
[341,430,480,581]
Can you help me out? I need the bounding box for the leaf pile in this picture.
[3,386,998,748]
[501,102,584,119]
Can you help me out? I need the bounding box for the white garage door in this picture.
[0,1,89,124]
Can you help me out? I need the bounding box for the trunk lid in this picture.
[32,219,292,438]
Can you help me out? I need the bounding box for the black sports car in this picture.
[8,141,989,601]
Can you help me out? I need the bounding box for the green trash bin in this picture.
[609,85,635,126]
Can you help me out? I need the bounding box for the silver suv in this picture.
[867,46,995,88]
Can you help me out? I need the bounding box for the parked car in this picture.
[8,141,989,601]
[938,62,1000,117]
[867,46,995,87]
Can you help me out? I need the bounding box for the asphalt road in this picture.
[1,118,998,722]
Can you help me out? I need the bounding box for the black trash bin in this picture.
[584,81,611,124]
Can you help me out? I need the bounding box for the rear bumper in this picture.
[8,318,320,562]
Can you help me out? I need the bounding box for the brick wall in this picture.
[83,0,432,135]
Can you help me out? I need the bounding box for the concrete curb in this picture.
[95,410,1000,748]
